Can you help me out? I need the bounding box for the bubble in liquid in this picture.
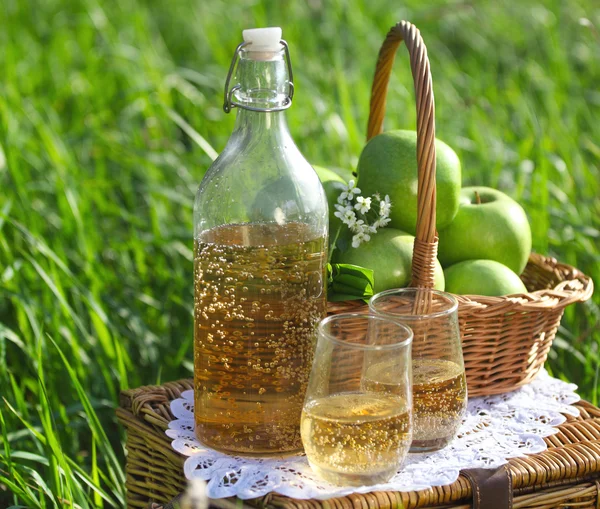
[193,223,326,454]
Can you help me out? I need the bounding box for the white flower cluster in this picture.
[334,179,392,248]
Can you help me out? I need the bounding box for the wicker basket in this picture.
[117,379,600,509]
[329,21,593,397]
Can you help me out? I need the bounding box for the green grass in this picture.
[1,0,599,506]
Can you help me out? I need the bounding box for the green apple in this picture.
[356,130,462,234]
[444,259,527,296]
[312,165,350,228]
[333,227,445,293]
[314,165,353,183]
[438,186,532,274]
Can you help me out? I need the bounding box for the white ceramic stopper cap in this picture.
[242,27,282,52]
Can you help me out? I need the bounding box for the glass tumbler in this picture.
[300,313,413,486]
[369,289,467,453]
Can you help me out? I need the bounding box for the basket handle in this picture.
[367,21,438,289]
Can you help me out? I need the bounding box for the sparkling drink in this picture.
[364,358,467,452]
[301,392,412,486]
[412,359,467,451]
[368,289,467,452]
[194,222,326,456]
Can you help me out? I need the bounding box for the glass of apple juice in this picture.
[369,289,468,453]
[300,313,413,486]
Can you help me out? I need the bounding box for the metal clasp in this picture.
[223,40,295,113]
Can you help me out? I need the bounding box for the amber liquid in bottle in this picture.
[194,222,327,455]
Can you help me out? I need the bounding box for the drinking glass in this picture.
[369,289,467,453]
[300,313,413,486]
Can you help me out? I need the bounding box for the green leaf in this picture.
[327,263,374,302]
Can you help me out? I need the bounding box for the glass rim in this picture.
[317,312,413,351]
[369,288,459,321]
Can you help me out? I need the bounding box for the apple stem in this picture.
[474,190,482,205]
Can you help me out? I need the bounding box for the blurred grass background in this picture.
[1,0,599,506]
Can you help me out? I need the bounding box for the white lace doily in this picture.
[166,370,579,500]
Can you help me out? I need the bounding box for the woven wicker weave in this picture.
[330,21,593,397]
[116,378,600,509]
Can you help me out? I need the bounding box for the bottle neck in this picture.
[233,107,288,135]
[235,48,290,109]
[231,48,291,135]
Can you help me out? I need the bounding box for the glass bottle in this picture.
[193,27,328,456]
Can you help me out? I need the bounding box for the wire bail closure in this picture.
[223,40,295,113]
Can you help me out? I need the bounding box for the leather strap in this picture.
[462,466,513,509]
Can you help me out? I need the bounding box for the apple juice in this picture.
[411,359,467,450]
[194,222,327,456]
[363,358,467,452]
[301,392,411,486]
